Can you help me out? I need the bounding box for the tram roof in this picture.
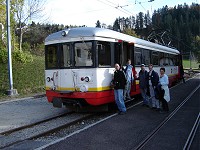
[45,27,180,55]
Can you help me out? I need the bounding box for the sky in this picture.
[40,0,199,27]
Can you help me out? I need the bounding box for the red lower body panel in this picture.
[46,90,115,106]
[46,86,141,106]
[169,75,179,87]
[46,75,179,106]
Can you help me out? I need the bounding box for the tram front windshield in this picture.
[45,42,94,69]
[74,42,93,67]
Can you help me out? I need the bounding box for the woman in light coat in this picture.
[159,67,170,113]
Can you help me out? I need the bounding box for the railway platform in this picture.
[40,74,200,150]
[0,97,67,134]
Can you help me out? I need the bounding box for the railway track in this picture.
[34,74,199,150]
[0,112,73,135]
[1,74,199,149]
[0,111,92,149]
[183,112,200,150]
[33,100,143,150]
[134,84,200,150]
[0,93,141,149]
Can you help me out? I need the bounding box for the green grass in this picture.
[0,56,45,100]
[183,59,200,69]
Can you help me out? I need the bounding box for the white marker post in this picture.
[6,0,18,96]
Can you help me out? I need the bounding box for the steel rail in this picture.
[35,100,143,150]
[134,84,200,150]
[183,112,200,150]
[0,111,73,135]
[0,96,140,149]
[0,112,93,149]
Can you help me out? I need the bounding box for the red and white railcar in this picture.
[44,27,181,109]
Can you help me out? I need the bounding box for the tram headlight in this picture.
[81,77,85,81]
[84,76,90,82]
[80,85,88,92]
[46,77,51,82]
[80,76,91,82]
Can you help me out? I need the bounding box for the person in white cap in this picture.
[138,64,149,106]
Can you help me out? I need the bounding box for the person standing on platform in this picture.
[138,64,149,106]
[124,59,134,100]
[148,64,160,110]
[113,63,127,115]
[159,67,170,113]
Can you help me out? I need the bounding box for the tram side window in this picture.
[114,43,121,64]
[164,53,169,66]
[143,49,150,65]
[134,47,142,66]
[159,52,165,66]
[74,42,93,67]
[173,55,180,66]
[45,44,58,69]
[152,51,159,65]
[60,44,70,67]
[168,54,174,66]
[97,41,111,67]
[159,53,173,66]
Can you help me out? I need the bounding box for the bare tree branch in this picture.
[13,0,46,51]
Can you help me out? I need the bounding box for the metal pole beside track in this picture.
[6,0,18,96]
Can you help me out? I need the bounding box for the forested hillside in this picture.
[111,3,200,61]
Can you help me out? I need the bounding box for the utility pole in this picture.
[6,0,18,96]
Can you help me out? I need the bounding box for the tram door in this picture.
[114,42,136,92]
[127,43,136,92]
[114,42,131,66]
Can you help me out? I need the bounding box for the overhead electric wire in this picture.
[96,0,133,16]
[104,0,133,14]
[98,0,188,50]
[135,0,147,11]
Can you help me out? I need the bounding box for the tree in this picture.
[119,17,126,31]
[144,11,151,28]
[101,23,107,28]
[129,16,135,29]
[113,18,120,31]
[0,0,6,25]
[191,36,200,63]
[138,12,144,29]
[135,14,140,31]
[122,28,139,38]
[0,0,6,45]
[13,0,45,51]
[107,25,113,30]
[95,20,101,28]
[0,0,16,46]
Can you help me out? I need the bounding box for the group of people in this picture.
[111,59,170,115]
[139,64,170,113]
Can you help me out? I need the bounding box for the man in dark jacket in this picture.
[138,64,149,106]
[113,63,127,114]
[148,64,160,109]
